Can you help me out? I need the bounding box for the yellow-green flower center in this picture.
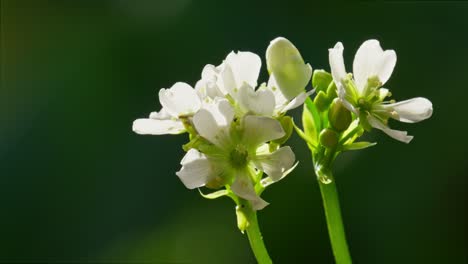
[229,145,249,169]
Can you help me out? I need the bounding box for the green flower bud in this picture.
[319,128,339,149]
[266,37,312,100]
[314,91,330,112]
[312,69,332,93]
[328,98,352,132]
[326,81,338,99]
[236,204,250,233]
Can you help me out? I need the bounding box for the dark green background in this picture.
[2,0,467,263]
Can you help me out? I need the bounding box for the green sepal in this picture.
[342,141,377,151]
[312,69,333,93]
[339,120,364,145]
[182,135,203,152]
[302,98,322,147]
[358,112,373,131]
[293,120,317,150]
[198,188,230,199]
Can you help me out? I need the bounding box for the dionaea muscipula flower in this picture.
[176,99,296,210]
[328,39,433,143]
[132,82,201,135]
[133,37,307,214]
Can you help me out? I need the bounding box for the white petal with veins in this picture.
[176,149,219,189]
[238,83,275,116]
[132,119,185,135]
[242,115,285,148]
[254,146,296,181]
[367,115,413,143]
[159,82,201,117]
[383,97,433,123]
[231,170,269,210]
[329,42,347,94]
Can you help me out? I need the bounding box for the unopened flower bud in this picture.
[314,91,330,112]
[312,69,332,93]
[328,98,352,132]
[319,128,339,148]
[236,204,250,233]
[266,37,312,100]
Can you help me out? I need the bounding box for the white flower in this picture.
[132,82,201,135]
[176,99,296,210]
[328,39,433,143]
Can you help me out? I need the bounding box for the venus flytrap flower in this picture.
[329,39,433,143]
[133,37,311,264]
[132,82,201,135]
[176,99,296,211]
[292,39,435,264]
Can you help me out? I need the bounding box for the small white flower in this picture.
[132,82,201,135]
[176,99,296,210]
[328,39,433,143]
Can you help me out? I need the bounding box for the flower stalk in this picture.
[315,157,352,264]
[318,175,352,264]
[237,199,273,264]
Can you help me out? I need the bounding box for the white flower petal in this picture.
[242,115,285,148]
[367,115,413,143]
[353,39,396,92]
[377,50,397,86]
[176,149,218,189]
[231,170,269,210]
[195,64,224,100]
[225,51,261,89]
[202,98,235,126]
[254,146,296,181]
[217,63,237,97]
[383,97,433,123]
[132,118,185,135]
[353,39,383,92]
[329,42,347,94]
[149,108,171,119]
[266,37,312,100]
[238,83,275,116]
[159,82,201,117]
[279,89,314,114]
[193,99,234,147]
[268,74,289,107]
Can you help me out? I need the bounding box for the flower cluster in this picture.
[294,39,433,185]
[133,37,312,213]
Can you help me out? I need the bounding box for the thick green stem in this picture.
[245,208,272,264]
[318,178,352,264]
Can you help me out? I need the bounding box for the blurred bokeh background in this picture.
[1,0,467,263]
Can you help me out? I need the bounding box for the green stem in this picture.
[318,175,352,264]
[245,208,272,264]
